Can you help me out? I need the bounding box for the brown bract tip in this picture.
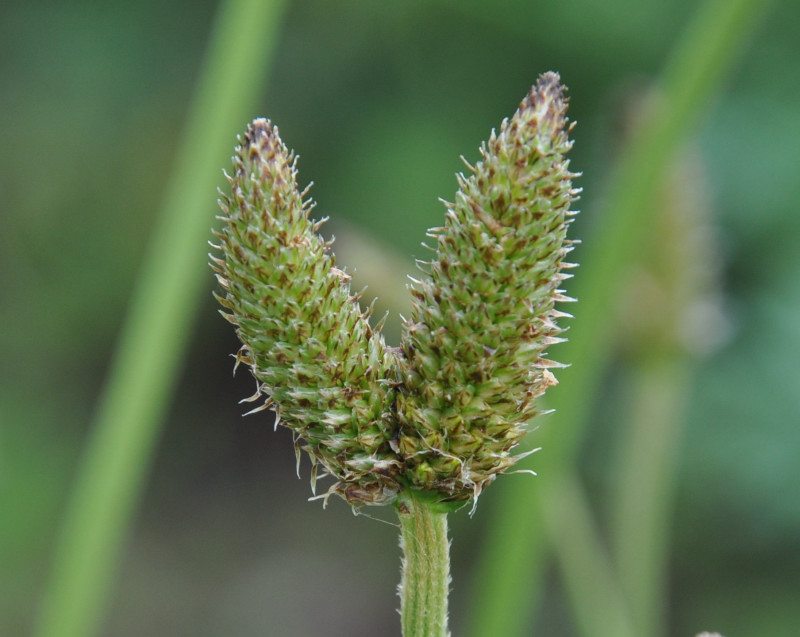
[519,71,568,132]
[244,118,277,149]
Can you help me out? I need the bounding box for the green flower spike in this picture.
[210,119,400,505]
[396,71,580,506]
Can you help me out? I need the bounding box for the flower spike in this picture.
[211,119,400,505]
[395,72,580,504]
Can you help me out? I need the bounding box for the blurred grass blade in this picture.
[611,359,693,635]
[610,144,719,635]
[34,1,288,636]
[467,0,775,635]
[542,477,636,637]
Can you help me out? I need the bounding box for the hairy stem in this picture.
[398,493,451,637]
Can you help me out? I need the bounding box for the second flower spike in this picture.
[396,72,580,505]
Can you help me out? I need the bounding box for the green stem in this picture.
[542,476,636,637]
[398,493,451,637]
[611,357,691,637]
[33,1,287,636]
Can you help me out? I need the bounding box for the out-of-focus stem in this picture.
[467,0,774,635]
[611,357,691,637]
[542,476,636,637]
[34,2,288,636]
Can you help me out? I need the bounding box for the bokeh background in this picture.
[2,0,799,636]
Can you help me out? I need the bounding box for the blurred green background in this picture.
[2,0,799,636]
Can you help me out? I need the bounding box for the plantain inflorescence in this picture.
[212,71,579,510]
[210,121,401,505]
